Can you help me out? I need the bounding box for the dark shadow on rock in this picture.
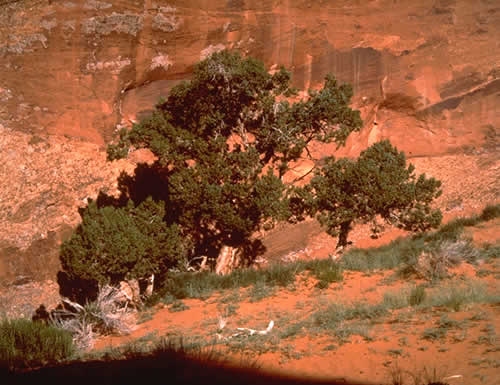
[116,162,171,207]
[239,239,267,268]
[31,304,50,323]
[56,271,98,305]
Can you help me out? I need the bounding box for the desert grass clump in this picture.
[382,289,410,310]
[409,285,427,307]
[156,262,297,303]
[479,244,500,260]
[424,280,496,312]
[302,259,343,288]
[341,236,425,272]
[338,205,497,277]
[248,281,275,302]
[151,336,223,364]
[389,363,452,385]
[313,302,389,330]
[261,263,297,287]
[423,216,477,244]
[420,204,499,246]
[86,336,224,369]
[311,301,386,344]
[0,318,74,371]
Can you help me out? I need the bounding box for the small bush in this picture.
[409,285,427,306]
[479,204,500,221]
[0,318,74,371]
[402,239,479,281]
[60,198,188,298]
[438,239,479,264]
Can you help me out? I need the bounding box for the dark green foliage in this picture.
[60,197,188,286]
[0,319,74,371]
[62,51,364,291]
[105,50,362,267]
[309,140,443,247]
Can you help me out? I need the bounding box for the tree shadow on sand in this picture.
[2,345,380,385]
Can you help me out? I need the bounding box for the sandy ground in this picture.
[93,220,500,385]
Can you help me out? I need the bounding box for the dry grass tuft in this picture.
[50,285,137,350]
[409,239,479,281]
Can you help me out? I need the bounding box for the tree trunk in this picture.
[144,274,154,298]
[215,245,239,275]
[336,221,352,250]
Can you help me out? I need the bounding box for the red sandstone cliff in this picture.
[0,0,498,287]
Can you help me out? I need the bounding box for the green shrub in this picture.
[0,319,74,371]
[310,140,442,248]
[60,198,188,290]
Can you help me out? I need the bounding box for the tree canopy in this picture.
[60,198,187,286]
[309,140,443,248]
[60,50,442,293]
[105,50,362,268]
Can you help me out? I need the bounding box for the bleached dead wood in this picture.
[237,320,274,336]
[216,319,275,341]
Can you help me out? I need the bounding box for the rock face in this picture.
[0,0,499,286]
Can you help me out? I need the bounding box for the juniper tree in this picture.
[309,140,443,248]
[105,50,363,269]
[60,198,187,288]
